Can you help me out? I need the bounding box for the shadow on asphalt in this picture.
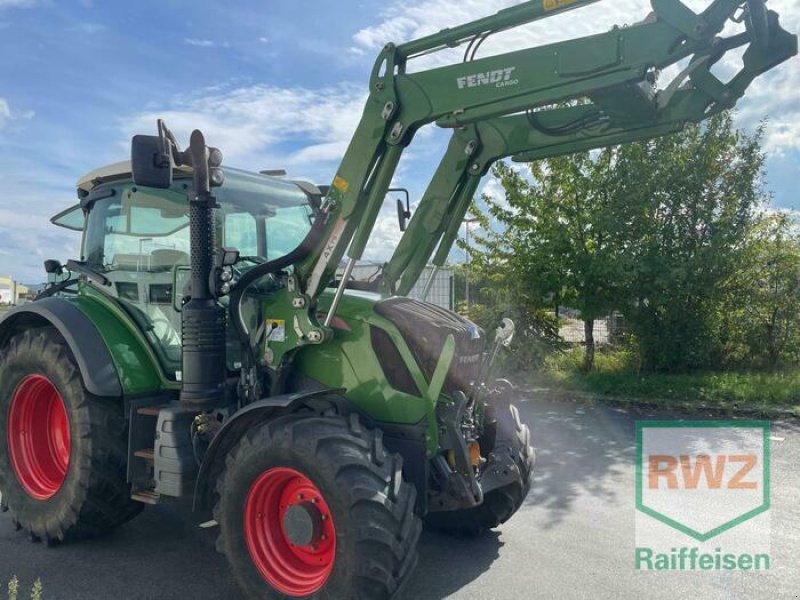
[516,394,633,529]
[514,392,800,530]
[404,530,503,599]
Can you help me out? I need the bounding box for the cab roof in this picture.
[55,162,321,232]
[76,161,321,199]
[76,160,192,193]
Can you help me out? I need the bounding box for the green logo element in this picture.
[635,421,770,542]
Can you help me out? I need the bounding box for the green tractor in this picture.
[0,1,795,598]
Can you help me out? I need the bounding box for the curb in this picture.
[519,387,800,420]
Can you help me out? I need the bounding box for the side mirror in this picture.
[43,259,63,276]
[388,188,411,232]
[396,198,411,232]
[131,134,173,189]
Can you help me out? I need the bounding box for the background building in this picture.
[0,276,29,305]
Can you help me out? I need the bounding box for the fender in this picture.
[194,388,346,510]
[0,297,121,397]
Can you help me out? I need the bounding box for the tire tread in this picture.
[214,414,421,599]
[0,328,142,544]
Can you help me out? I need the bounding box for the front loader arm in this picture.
[386,112,687,298]
[383,10,798,296]
[259,0,796,370]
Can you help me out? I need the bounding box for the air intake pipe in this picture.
[180,130,227,408]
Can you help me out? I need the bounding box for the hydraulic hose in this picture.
[229,213,329,354]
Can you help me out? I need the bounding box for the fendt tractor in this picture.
[0,0,795,598]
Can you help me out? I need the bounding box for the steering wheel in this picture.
[150,312,181,347]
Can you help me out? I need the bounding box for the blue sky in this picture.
[0,0,798,283]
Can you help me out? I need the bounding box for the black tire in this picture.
[0,327,142,543]
[426,403,534,536]
[214,413,422,600]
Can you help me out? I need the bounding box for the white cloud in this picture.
[70,0,798,275]
[123,82,415,264]
[0,0,36,9]
[733,56,800,154]
[0,98,11,128]
[480,176,506,209]
[364,209,406,262]
[0,97,34,130]
[184,38,230,48]
[0,174,81,283]
[352,0,642,69]
[124,83,368,178]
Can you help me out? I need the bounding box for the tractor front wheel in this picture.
[0,328,142,543]
[214,414,421,599]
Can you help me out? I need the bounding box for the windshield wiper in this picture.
[66,259,111,287]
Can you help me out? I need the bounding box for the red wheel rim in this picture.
[244,467,336,597]
[7,375,71,500]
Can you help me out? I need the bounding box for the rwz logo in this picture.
[648,454,758,490]
[636,421,770,542]
[457,67,518,90]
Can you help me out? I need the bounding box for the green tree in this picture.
[452,261,560,371]
[472,145,626,371]
[613,114,767,371]
[473,112,771,373]
[724,212,800,368]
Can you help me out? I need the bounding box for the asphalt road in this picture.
[1,395,798,600]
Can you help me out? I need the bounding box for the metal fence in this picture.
[557,310,627,346]
[343,263,454,311]
[406,266,454,310]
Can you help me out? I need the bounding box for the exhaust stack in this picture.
[180,130,227,408]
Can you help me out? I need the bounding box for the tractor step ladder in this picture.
[134,448,155,461]
[129,406,164,505]
[129,403,198,504]
[131,489,161,505]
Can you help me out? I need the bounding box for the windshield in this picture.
[84,191,191,272]
[83,176,313,272]
[222,204,314,261]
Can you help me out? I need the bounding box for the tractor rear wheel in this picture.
[0,327,142,543]
[426,403,534,536]
[214,414,421,599]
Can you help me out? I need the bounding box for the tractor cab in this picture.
[52,162,316,378]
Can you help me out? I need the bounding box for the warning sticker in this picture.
[265,319,286,343]
[333,175,350,193]
[543,0,577,11]
[307,217,347,296]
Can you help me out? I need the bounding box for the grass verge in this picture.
[527,348,800,417]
